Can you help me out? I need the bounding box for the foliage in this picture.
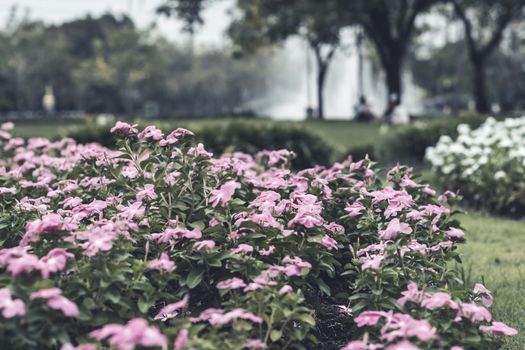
[64,120,336,170]
[0,12,273,116]
[227,0,343,119]
[376,113,487,164]
[0,121,516,349]
[427,116,525,215]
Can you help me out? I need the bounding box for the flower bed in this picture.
[0,121,517,349]
[426,116,525,215]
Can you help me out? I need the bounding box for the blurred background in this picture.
[2,0,525,168]
[3,0,525,121]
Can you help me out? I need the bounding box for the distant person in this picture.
[354,95,376,122]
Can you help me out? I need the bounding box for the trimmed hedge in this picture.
[63,120,336,170]
[376,113,488,164]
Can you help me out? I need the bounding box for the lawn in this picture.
[10,118,388,151]
[459,213,525,349]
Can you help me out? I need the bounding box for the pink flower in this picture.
[244,339,267,349]
[354,311,387,327]
[31,288,78,317]
[136,184,158,201]
[345,202,365,217]
[446,227,465,239]
[404,319,435,342]
[386,341,420,350]
[400,176,418,188]
[259,245,275,256]
[361,254,385,271]
[479,321,518,336]
[148,253,175,273]
[398,283,423,307]
[160,128,194,146]
[81,230,116,257]
[0,247,40,277]
[193,240,216,251]
[422,185,436,196]
[138,125,164,140]
[320,235,338,250]
[154,295,189,320]
[48,296,79,317]
[22,213,72,244]
[216,277,246,290]
[379,219,412,240]
[279,285,293,295]
[340,340,369,350]
[210,181,240,207]
[181,228,202,239]
[288,212,324,228]
[38,248,74,279]
[189,308,263,326]
[208,308,263,326]
[473,283,493,307]
[173,329,189,350]
[188,143,213,158]
[231,244,253,255]
[0,288,25,318]
[421,292,457,310]
[110,121,138,134]
[0,187,16,195]
[457,303,492,322]
[1,122,14,131]
[282,256,312,276]
[90,318,167,350]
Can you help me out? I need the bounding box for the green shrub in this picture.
[343,143,376,161]
[376,113,487,164]
[427,116,525,216]
[0,122,515,349]
[64,120,336,170]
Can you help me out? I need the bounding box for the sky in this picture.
[0,0,233,45]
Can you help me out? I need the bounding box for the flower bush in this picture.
[426,116,525,215]
[65,119,336,170]
[0,121,517,349]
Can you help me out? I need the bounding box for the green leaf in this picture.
[317,278,331,296]
[186,268,204,289]
[296,314,316,326]
[270,329,282,342]
[137,298,150,313]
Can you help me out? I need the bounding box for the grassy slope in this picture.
[459,213,525,349]
[301,120,385,151]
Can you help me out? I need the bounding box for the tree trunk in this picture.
[385,58,402,107]
[317,64,327,120]
[472,57,490,113]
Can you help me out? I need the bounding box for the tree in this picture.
[228,0,343,119]
[159,0,343,119]
[451,0,525,113]
[339,0,439,111]
[157,0,208,35]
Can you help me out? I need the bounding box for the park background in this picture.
[1,1,525,349]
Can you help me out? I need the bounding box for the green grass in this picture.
[11,120,86,139]
[9,118,386,152]
[301,120,385,151]
[459,213,525,349]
